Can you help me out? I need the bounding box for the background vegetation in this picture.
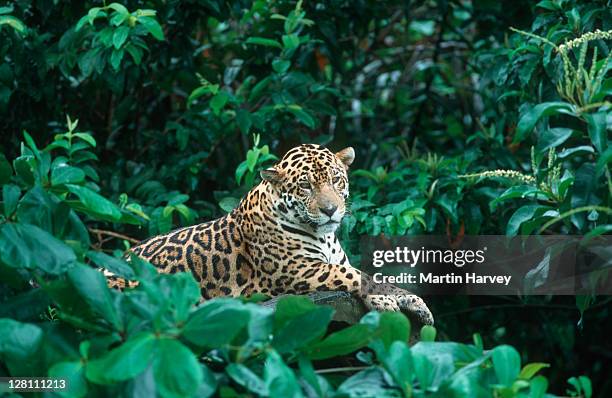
[0,0,610,396]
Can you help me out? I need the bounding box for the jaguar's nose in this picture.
[319,204,338,217]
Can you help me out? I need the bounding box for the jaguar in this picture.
[108,144,433,326]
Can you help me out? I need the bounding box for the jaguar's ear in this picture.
[260,167,283,184]
[335,147,355,168]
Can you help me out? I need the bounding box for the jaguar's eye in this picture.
[299,180,311,190]
[332,176,341,184]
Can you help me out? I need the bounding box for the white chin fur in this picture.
[317,222,340,234]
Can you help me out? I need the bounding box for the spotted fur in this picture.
[108,144,433,325]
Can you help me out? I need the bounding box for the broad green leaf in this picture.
[87,250,134,279]
[0,223,76,274]
[288,106,315,129]
[412,350,454,390]
[272,306,334,353]
[420,325,437,342]
[307,324,373,360]
[246,149,259,172]
[0,152,11,184]
[66,184,122,221]
[595,147,612,178]
[236,109,252,134]
[138,16,164,40]
[187,84,219,107]
[245,37,282,48]
[506,204,543,237]
[381,341,413,395]
[68,263,121,329]
[153,338,203,398]
[2,184,20,217]
[110,49,125,70]
[0,318,43,359]
[49,361,88,398]
[182,299,250,348]
[112,26,130,49]
[585,111,607,153]
[519,362,550,380]
[272,59,291,74]
[264,350,303,398]
[210,91,229,115]
[273,295,317,329]
[218,197,239,213]
[51,165,85,186]
[537,127,574,153]
[0,15,26,33]
[108,3,129,17]
[515,102,575,143]
[529,375,548,398]
[492,345,521,385]
[86,333,155,384]
[337,368,398,396]
[226,364,268,396]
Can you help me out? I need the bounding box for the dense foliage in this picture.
[0,0,610,396]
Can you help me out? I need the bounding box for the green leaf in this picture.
[87,250,134,279]
[138,16,164,40]
[529,375,548,398]
[282,34,300,50]
[0,5,14,15]
[125,44,143,65]
[420,325,437,342]
[272,306,333,353]
[515,102,575,143]
[112,26,130,49]
[0,318,43,359]
[108,3,129,17]
[0,152,11,184]
[226,364,268,396]
[519,362,550,380]
[110,49,125,70]
[585,111,607,153]
[86,333,155,384]
[288,106,315,129]
[66,184,122,221]
[274,295,318,329]
[13,155,35,185]
[187,84,220,108]
[537,127,574,153]
[272,59,291,74]
[506,204,542,237]
[182,299,250,348]
[3,184,20,217]
[245,37,282,48]
[153,338,203,398]
[68,263,121,329]
[0,15,26,33]
[210,91,229,115]
[49,361,88,398]
[218,197,239,213]
[0,223,76,274]
[236,109,252,134]
[381,341,413,396]
[51,165,85,186]
[307,324,373,360]
[412,350,454,390]
[369,311,411,349]
[595,147,612,178]
[246,149,259,172]
[492,345,521,385]
[264,350,303,398]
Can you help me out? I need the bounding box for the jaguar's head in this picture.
[261,144,354,234]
